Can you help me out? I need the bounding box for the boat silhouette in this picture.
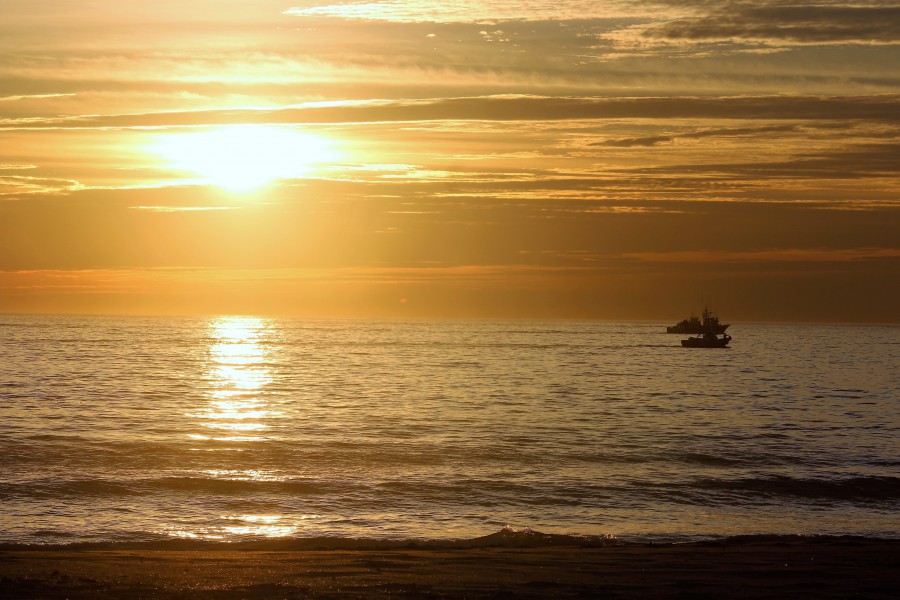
[669,305,733,348]
[667,307,729,334]
[681,332,732,348]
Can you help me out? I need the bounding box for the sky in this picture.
[1,0,898,321]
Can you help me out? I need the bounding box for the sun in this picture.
[152,125,339,192]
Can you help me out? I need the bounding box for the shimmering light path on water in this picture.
[1,316,898,545]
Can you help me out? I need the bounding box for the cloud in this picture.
[129,206,239,213]
[623,247,900,263]
[0,93,76,102]
[3,14,896,105]
[628,142,900,180]
[3,94,899,130]
[283,1,663,23]
[643,5,900,45]
[0,175,83,196]
[0,263,588,293]
[596,124,799,147]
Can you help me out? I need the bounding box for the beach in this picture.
[2,536,898,598]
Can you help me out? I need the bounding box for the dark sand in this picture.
[1,537,898,598]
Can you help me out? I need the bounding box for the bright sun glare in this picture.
[153,125,339,192]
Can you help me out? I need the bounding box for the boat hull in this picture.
[681,336,731,348]
[667,324,730,334]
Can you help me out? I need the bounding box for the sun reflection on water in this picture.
[192,316,279,441]
[174,317,304,540]
[164,514,320,540]
[201,469,284,481]
[220,514,301,537]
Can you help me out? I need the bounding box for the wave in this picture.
[685,475,900,503]
[5,474,898,509]
[0,527,619,551]
[1,527,895,552]
[0,476,353,500]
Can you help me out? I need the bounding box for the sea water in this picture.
[1,315,897,546]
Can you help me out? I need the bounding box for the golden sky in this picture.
[1,1,898,321]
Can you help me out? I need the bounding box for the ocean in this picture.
[1,315,898,546]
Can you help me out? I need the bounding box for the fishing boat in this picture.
[667,307,729,334]
[681,332,732,348]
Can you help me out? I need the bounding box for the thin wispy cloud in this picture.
[624,248,900,263]
[4,95,899,130]
[0,175,83,196]
[595,125,800,147]
[283,1,664,23]
[129,206,239,212]
[0,93,77,102]
[643,5,900,45]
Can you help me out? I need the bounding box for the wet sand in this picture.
[1,537,898,598]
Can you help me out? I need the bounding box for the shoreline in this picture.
[2,536,898,598]
[3,529,897,551]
